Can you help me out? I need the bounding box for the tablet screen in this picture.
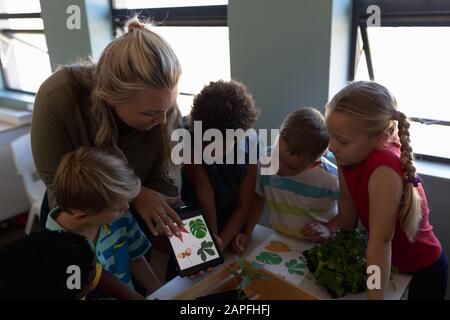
[168,214,221,271]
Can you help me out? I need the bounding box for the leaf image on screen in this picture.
[255,251,282,265]
[197,240,216,261]
[189,218,207,239]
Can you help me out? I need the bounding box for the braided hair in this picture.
[326,81,422,242]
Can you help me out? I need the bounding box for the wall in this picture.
[228,0,352,128]
[228,0,352,223]
[40,0,112,71]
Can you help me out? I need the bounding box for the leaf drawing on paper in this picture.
[265,240,292,253]
[284,257,307,275]
[197,240,216,261]
[189,219,207,239]
[255,251,282,265]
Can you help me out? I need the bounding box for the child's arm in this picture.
[366,166,402,300]
[302,215,339,243]
[232,192,266,255]
[337,167,359,230]
[326,214,339,233]
[97,269,144,300]
[130,257,162,296]
[220,164,258,249]
[183,163,218,235]
[244,192,266,237]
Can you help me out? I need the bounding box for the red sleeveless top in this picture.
[340,141,441,273]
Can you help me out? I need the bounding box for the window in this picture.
[111,0,230,116]
[351,0,450,162]
[112,0,228,9]
[0,0,52,93]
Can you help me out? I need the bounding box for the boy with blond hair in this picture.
[233,108,339,254]
[46,147,161,298]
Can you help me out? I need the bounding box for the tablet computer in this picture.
[168,205,224,277]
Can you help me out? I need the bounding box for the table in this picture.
[147,224,411,300]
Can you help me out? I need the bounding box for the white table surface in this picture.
[147,224,411,300]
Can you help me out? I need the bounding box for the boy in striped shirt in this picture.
[46,147,161,298]
[233,108,339,254]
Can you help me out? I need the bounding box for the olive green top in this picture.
[31,68,177,209]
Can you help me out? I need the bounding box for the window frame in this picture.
[0,11,46,94]
[350,0,450,163]
[110,1,228,115]
[110,3,227,28]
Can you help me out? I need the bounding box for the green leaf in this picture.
[204,248,215,256]
[201,241,214,250]
[284,259,297,268]
[200,251,207,261]
[189,219,207,239]
[240,274,252,289]
[255,251,282,265]
[284,258,307,276]
[204,241,214,248]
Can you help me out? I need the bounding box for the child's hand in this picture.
[302,222,333,243]
[214,234,224,252]
[232,233,251,255]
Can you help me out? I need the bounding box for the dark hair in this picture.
[189,80,259,133]
[280,107,329,160]
[0,230,95,300]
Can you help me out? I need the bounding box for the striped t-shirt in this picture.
[256,156,339,238]
[46,208,151,291]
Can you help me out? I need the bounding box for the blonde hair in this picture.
[325,81,422,242]
[280,107,329,161]
[53,147,141,215]
[64,16,181,176]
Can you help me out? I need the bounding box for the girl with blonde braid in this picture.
[325,81,447,300]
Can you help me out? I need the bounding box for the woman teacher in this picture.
[31,17,184,237]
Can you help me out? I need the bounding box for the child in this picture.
[233,108,339,254]
[46,147,161,298]
[181,80,259,250]
[0,230,100,300]
[325,81,447,300]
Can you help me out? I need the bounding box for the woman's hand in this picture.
[132,186,184,237]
